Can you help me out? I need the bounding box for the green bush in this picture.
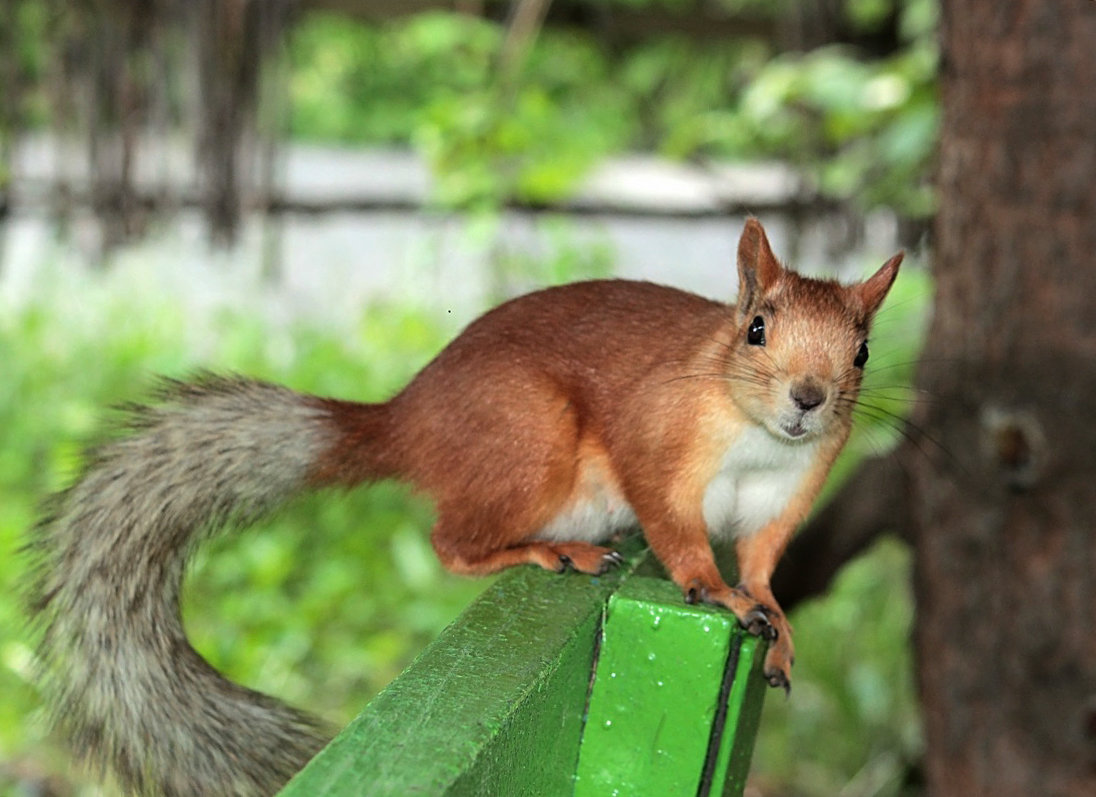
[0,280,483,793]
[755,536,921,797]
[288,2,939,217]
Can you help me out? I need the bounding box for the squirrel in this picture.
[27,218,900,796]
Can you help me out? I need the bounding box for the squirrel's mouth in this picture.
[775,409,823,441]
[781,422,809,439]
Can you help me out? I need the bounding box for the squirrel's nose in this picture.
[790,380,827,412]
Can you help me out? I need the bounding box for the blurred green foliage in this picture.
[1,261,929,795]
[290,12,636,209]
[705,38,938,218]
[0,282,482,793]
[289,0,938,216]
[755,536,921,797]
[4,1,938,793]
[5,0,938,214]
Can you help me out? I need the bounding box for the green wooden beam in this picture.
[574,576,766,797]
[279,538,766,796]
[280,537,648,796]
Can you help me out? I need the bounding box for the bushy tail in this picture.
[26,375,385,796]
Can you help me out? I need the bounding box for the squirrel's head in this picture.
[728,218,902,442]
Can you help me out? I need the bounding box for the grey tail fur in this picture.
[25,375,363,796]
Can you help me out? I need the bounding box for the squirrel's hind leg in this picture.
[431,518,622,576]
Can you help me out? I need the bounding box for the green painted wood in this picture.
[279,537,648,796]
[280,538,767,796]
[573,576,766,797]
[710,632,767,797]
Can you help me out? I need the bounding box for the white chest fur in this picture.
[536,426,820,545]
[702,425,820,539]
[535,458,638,545]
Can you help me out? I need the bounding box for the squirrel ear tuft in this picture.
[736,218,782,313]
[856,252,903,318]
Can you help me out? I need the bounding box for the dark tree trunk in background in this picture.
[34,0,293,252]
[911,0,1096,793]
[194,0,293,245]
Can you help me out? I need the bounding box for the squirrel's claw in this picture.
[741,605,778,640]
[763,636,794,695]
[765,667,791,696]
[599,550,625,573]
[552,545,622,575]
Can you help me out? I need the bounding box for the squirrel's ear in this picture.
[736,218,782,314]
[855,252,903,318]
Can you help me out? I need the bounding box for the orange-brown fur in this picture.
[315,218,901,689]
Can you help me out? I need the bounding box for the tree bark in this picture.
[910,1,1096,794]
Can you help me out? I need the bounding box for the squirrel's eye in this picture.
[854,341,869,368]
[747,316,766,346]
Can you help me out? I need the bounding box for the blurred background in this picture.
[1,1,938,794]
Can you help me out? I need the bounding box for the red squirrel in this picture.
[28,218,900,796]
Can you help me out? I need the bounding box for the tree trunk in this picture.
[911,1,1096,793]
